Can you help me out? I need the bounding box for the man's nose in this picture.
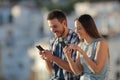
[51,28,56,32]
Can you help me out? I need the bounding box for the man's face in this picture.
[48,18,65,38]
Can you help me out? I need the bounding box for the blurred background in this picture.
[0,0,120,80]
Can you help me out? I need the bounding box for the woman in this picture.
[63,14,109,80]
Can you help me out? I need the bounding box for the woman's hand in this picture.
[63,46,72,58]
[69,44,79,51]
[69,43,84,55]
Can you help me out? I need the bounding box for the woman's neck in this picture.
[84,36,94,45]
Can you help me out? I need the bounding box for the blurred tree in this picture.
[31,0,119,14]
[33,0,81,14]
[9,0,21,3]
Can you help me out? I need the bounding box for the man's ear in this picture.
[63,20,67,26]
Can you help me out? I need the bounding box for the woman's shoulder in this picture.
[98,38,107,43]
[97,38,108,47]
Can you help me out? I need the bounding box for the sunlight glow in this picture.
[11,6,21,17]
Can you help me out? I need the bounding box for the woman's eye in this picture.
[78,27,82,30]
[77,28,80,30]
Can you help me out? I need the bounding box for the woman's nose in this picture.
[75,29,78,33]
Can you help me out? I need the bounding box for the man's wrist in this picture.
[51,55,55,62]
[45,55,54,63]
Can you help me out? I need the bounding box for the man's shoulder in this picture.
[69,29,79,39]
[49,37,56,44]
[69,29,78,36]
[67,29,80,43]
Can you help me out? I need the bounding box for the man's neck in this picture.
[61,28,69,38]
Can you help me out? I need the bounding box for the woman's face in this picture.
[74,20,87,40]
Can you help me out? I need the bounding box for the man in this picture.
[40,9,80,80]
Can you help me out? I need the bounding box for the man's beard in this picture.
[55,27,65,38]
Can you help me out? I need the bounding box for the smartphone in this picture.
[60,41,67,48]
[36,45,44,51]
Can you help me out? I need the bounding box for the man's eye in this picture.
[53,25,57,28]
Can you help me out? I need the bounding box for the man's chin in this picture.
[55,34,62,38]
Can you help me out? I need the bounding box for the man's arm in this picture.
[39,51,53,75]
[52,55,73,73]
[43,50,73,73]
[45,60,53,75]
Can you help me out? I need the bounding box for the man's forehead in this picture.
[48,19,60,25]
[48,18,59,22]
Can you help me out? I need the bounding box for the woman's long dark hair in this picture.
[78,14,101,38]
[78,14,110,65]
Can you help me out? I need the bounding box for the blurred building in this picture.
[74,1,120,37]
[0,1,49,80]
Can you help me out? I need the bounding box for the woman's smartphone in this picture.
[60,41,67,48]
[36,45,44,51]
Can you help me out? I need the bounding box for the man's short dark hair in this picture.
[47,9,66,23]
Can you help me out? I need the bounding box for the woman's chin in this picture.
[79,36,82,40]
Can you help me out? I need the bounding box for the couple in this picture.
[40,9,109,80]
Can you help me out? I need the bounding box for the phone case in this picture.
[36,45,44,51]
[60,41,67,48]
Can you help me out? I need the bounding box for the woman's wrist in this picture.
[76,46,79,51]
[66,54,72,61]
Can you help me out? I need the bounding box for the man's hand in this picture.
[39,50,53,62]
[39,50,46,60]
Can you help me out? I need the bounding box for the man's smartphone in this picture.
[36,45,44,51]
[60,41,67,48]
